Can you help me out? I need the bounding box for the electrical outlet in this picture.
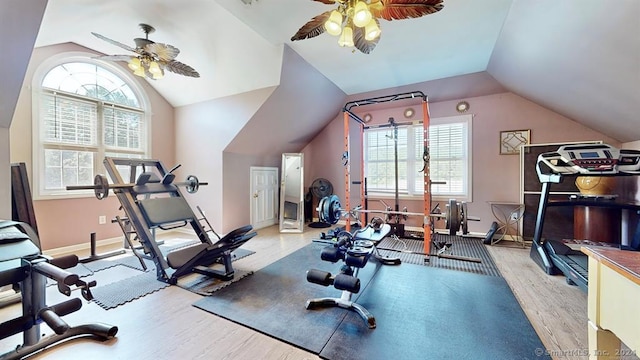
[99,215,107,224]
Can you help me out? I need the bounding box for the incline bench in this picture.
[75,157,256,285]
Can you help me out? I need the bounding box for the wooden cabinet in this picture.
[520,141,602,240]
[574,206,621,243]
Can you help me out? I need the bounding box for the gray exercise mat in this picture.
[320,263,548,360]
[378,234,502,277]
[88,247,256,309]
[193,243,381,353]
[178,269,254,296]
[91,268,169,310]
[193,243,549,359]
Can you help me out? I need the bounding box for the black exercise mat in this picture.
[91,268,170,310]
[193,243,548,360]
[88,247,256,309]
[193,243,381,353]
[320,263,548,360]
[178,269,254,296]
[378,234,502,277]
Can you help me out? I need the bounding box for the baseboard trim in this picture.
[42,228,190,258]
[43,236,124,258]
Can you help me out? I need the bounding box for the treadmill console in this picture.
[538,143,640,175]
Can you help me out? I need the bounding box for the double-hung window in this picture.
[364,114,472,201]
[33,60,149,198]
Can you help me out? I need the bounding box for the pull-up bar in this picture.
[341,91,432,256]
[343,91,428,125]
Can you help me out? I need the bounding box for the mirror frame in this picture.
[279,153,304,233]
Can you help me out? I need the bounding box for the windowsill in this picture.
[34,191,96,201]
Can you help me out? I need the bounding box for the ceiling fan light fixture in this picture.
[324,10,343,36]
[133,65,146,78]
[148,61,164,79]
[338,25,354,47]
[353,1,372,28]
[364,19,381,41]
[128,57,142,71]
[291,0,444,54]
[92,24,200,79]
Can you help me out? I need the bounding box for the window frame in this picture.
[363,114,473,202]
[31,52,152,200]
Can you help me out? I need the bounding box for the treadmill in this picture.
[529,143,640,291]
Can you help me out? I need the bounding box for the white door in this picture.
[250,166,278,229]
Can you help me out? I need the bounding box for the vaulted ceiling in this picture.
[6,0,640,142]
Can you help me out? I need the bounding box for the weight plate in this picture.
[461,202,468,234]
[328,194,341,225]
[94,174,109,200]
[447,199,460,235]
[186,175,199,193]
[317,196,327,223]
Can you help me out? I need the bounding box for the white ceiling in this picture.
[35,0,511,106]
[33,0,640,142]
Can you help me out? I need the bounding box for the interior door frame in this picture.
[250,166,279,229]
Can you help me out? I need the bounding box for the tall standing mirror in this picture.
[280,153,304,233]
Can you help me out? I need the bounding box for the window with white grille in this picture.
[34,60,149,198]
[364,114,472,201]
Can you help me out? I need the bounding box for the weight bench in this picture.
[0,221,117,360]
[102,157,256,284]
[305,221,392,329]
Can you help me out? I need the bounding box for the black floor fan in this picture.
[308,178,334,228]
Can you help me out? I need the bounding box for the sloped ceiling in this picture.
[0,0,47,128]
[488,0,640,143]
[28,0,640,143]
[225,45,347,156]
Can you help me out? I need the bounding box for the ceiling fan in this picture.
[291,0,444,54]
[92,23,200,79]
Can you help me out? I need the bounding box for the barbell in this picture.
[67,174,207,200]
[317,195,479,235]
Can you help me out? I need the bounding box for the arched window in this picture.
[33,58,150,198]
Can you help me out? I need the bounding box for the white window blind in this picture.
[34,60,148,198]
[41,94,97,146]
[364,114,472,200]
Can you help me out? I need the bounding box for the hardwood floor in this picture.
[0,226,636,359]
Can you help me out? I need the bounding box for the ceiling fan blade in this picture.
[313,0,337,4]
[291,11,331,41]
[164,60,200,78]
[371,0,444,21]
[93,54,134,62]
[145,43,180,62]
[353,21,380,54]
[91,32,137,53]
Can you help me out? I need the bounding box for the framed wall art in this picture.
[500,129,530,155]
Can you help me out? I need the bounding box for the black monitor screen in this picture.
[579,151,600,159]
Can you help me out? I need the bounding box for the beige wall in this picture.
[9,43,176,250]
[303,92,620,234]
[222,152,280,231]
[0,128,9,219]
[175,87,276,233]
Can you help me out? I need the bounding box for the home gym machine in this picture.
[0,221,118,360]
[530,143,640,290]
[305,219,392,329]
[341,92,433,252]
[68,157,256,285]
